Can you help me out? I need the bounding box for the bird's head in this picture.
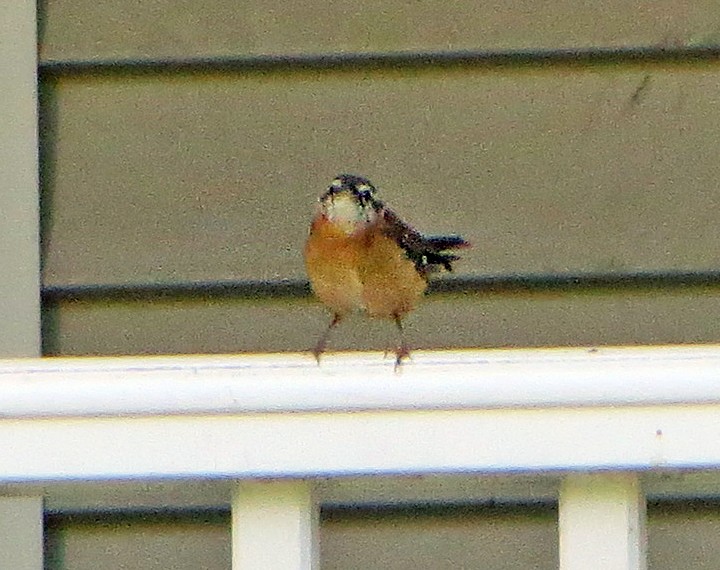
[317,174,379,234]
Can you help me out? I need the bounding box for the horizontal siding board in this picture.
[42,289,720,356]
[40,0,720,62]
[38,271,720,304]
[50,519,229,570]
[321,510,557,570]
[42,65,720,287]
[43,504,720,570]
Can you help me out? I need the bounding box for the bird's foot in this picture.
[311,347,322,364]
[311,313,341,365]
[311,339,327,365]
[393,344,411,373]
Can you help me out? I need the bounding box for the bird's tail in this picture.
[418,234,470,272]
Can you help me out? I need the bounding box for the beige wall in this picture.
[40,63,720,355]
[40,67,720,287]
[39,0,720,61]
[39,1,720,358]
[43,289,720,356]
[46,504,720,570]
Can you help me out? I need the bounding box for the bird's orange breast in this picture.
[356,228,427,319]
[304,215,427,320]
[304,216,365,315]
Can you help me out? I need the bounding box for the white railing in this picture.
[2,345,720,568]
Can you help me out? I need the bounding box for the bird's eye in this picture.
[355,184,374,203]
[326,178,343,194]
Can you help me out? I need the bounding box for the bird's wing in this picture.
[374,200,470,274]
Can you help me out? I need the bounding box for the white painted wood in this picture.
[0,403,700,479]
[23,470,720,513]
[0,0,41,357]
[0,397,712,479]
[559,473,646,570]
[232,480,318,569]
[0,496,43,570]
[0,0,44,560]
[0,347,719,481]
[0,345,720,418]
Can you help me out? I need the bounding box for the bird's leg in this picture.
[312,313,342,363]
[393,315,411,371]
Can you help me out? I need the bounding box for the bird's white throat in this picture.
[322,192,375,234]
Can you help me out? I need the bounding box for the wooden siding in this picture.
[38,1,720,356]
[44,503,720,570]
[40,0,720,62]
[43,289,720,356]
[42,66,720,287]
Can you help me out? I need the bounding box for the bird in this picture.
[304,174,470,367]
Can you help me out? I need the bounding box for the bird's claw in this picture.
[393,345,411,373]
